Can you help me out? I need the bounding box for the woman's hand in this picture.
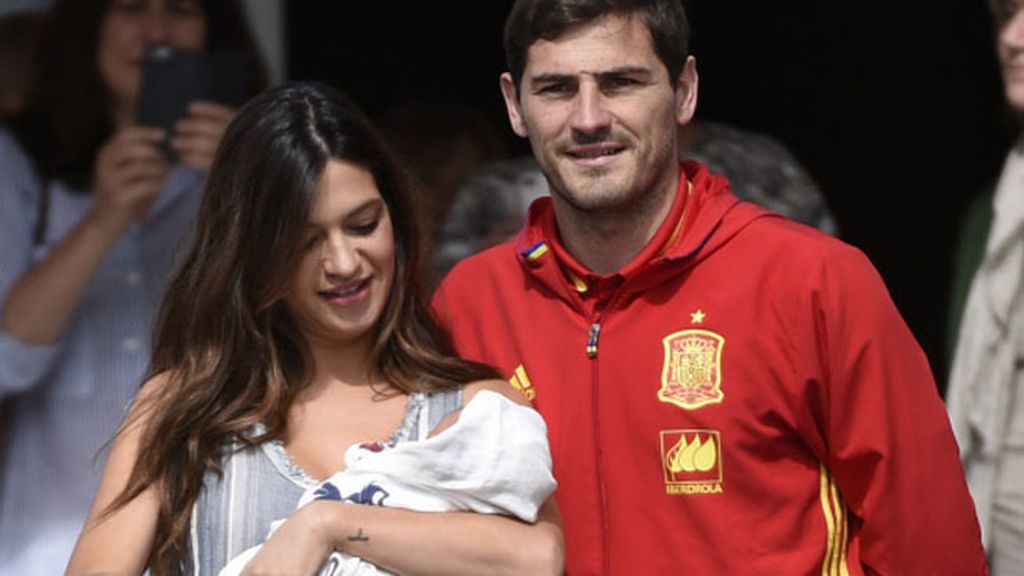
[91,125,170,235]
[171,100,236,171]
[241,501,335,576]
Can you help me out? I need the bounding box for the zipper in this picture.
[586,322,601,357]
[586,310,610,572]
[588,286,628,573]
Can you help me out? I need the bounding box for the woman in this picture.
[65,82,563,575]
[0,1,265,573]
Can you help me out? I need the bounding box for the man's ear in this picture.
[675,56,699,125]
[500,72,529,138]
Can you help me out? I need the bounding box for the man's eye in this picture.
[604,77,640,90]
[536,83,572,95]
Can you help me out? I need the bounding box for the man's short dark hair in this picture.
[503,0,691,91]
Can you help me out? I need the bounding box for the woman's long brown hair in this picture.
[106,82,500,575]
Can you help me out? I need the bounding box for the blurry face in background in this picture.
[98,0,208,110]
[998,2,1024,112]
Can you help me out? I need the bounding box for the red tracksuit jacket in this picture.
[432,162,987,575]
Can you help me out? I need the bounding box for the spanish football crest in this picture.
[658,329,725,410]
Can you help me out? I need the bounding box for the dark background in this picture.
[287,2,1016,394]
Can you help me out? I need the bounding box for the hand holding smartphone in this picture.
[138,45,250,162]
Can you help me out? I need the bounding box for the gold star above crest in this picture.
[690,309,706,324]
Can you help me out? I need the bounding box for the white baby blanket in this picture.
[218,390,556,576]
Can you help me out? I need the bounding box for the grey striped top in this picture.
[178,388,463,576]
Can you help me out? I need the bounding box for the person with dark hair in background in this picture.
[65,81,562,576]
[432,155,551,280]
[0,6,46,500]
[0,1,267,573]
[681,120,838,234]
[432,0,988,573]
[378,99,509,289]
[947,2,1024,573]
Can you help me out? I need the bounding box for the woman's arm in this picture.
[243,495,564,576]
[241,378,563,575]
[1,127,168,344]
[64,376,167,576]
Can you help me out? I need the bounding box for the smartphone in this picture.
[138,45,251,158]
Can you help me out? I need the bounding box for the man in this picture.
[947,1,1024,573]
[433,0,988,574]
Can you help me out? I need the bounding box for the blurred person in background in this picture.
[377,99,508,287]
[0,0,266,573]
[0,10,45,119]
[947,1,1024,572]
[0,6,46,499]
[431,155,549,280]
[681,120,837,235]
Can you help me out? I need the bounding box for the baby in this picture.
[219,390,557,576]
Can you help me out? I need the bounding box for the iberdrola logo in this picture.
[660,429,724,495]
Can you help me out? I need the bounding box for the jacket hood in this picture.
[513,161,775,301]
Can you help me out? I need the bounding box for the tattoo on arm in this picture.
[347,528,370,542]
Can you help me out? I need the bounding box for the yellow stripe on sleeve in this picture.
[818,464,850,576]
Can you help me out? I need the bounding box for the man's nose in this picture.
[569,82,613,134]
